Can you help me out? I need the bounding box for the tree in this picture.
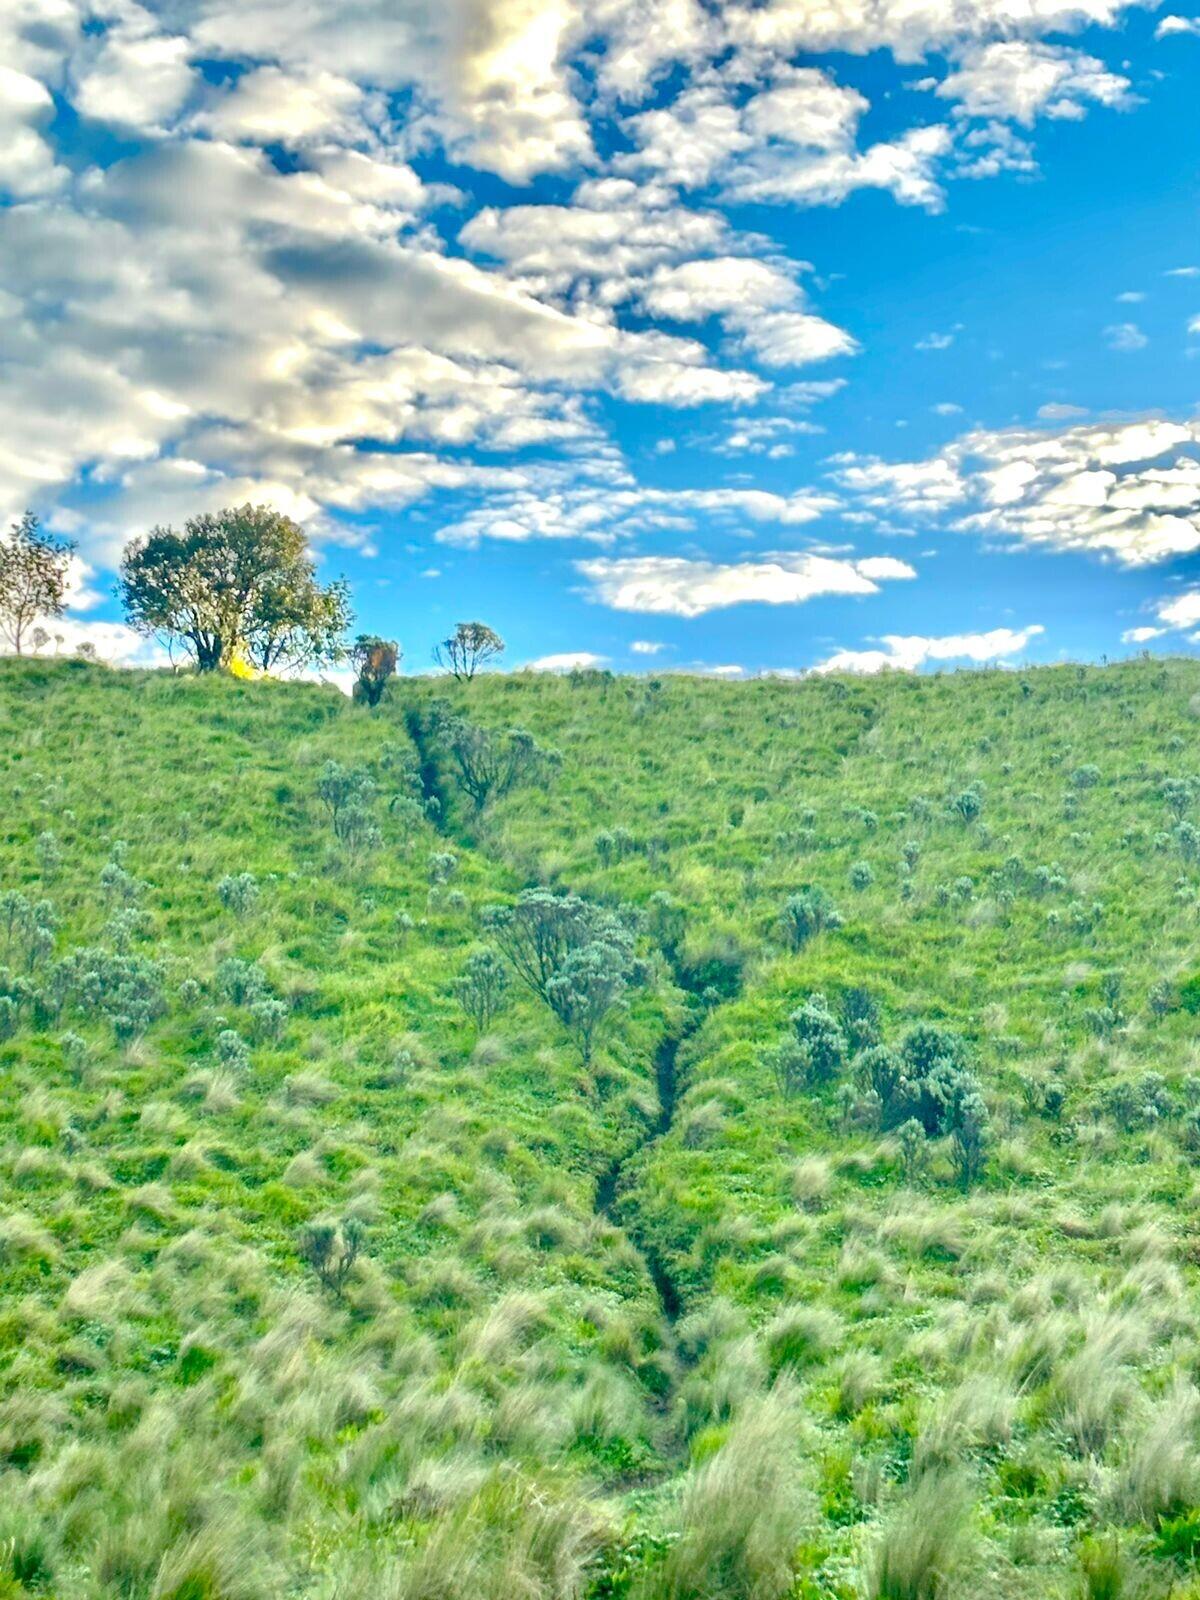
[0,513,75,655]
[351,636,399,706]
[247,570,351,673]
[545,942,629,1065]
[444,719,557,812]
[119,504,348,673]
[454,947,509,1031]
[482,889,641,1061]
[434,621,505,681]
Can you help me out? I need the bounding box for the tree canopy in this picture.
[434,621,505,681]
[0,513,75,656]
[118,504,350,673]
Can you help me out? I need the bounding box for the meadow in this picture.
[3,653,1200,1599]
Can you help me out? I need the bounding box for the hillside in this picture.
[4,655,1200,1600]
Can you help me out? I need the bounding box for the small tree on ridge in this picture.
[0,513,75,656]
[434,621,505,681]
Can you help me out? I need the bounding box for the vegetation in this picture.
[0,513,74,655]
[350,634,399,705]
[5,653,1200,1599]
[434,620,506,680]
[118,504,350,671]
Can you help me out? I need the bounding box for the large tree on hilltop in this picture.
[119,504,351,672]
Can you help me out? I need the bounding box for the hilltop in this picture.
[3,655,1200,1600]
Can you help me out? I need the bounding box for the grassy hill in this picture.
[4,655,1200,1600]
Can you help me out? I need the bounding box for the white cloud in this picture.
[527,650,609,670]
[0,0,1163,578]
[916,331,955,351]
[726,121,952,213]
[1105,322,1148,352]
[1126,591,1200,644]
[192,67,368,145]
[811,623,1044,674]
[434,477,839,546]
[937,41,1131,126]
[2,615,165,668]
[1157,15,1200,37]
[0,67,68,197]
[576,551,916,617]
[630,639,666,653]
[837,416,1200,567]
[73,26,196,131]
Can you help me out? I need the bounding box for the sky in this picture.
[2,0,1200,678]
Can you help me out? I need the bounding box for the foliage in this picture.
[483,888,639,1061]
[443,718,558,812]
[350,635,399,705]
[119,504,348,672]
[454,946,510,1030]
[298,1217,365,1295]
[434,621,506,681]
[2,655,1200,1600]
[0,513,74,656]
[780,886,842,950]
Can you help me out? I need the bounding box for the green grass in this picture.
[5,654,1200,1598]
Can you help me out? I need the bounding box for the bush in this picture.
[849,860,874,890]
[217,872,260,917]
[780,886,842,951]
[299,1217,365,1295]
[454,947,509,1031]
[483,889,640,1061]
[789,994,847,1085]
[948,787,983,824]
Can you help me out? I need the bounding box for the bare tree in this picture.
[434,621,505,681]
[0,513,75,656]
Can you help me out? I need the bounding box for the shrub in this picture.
[216,958,267,1007]
[780,886,842,951]
[215,1030,250,1072]
[789,994,846,1085]
[249,998,288,1040]
[454,947,510,1031]
[898,1118,929,1183]
[217,873,260,917]
[299,1217,365,1295]
[840,987,882,1050]
[35,831,62,880]
[763,1036,809,1099]
[483,889,640,1061]
[849,860,874,890]
[948,787,983,824]
[444,720,558,812]
[350,636,398,705]
[947,1086,990,1190]
[316,761,375,832]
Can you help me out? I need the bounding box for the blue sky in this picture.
[3,0,1200,676]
